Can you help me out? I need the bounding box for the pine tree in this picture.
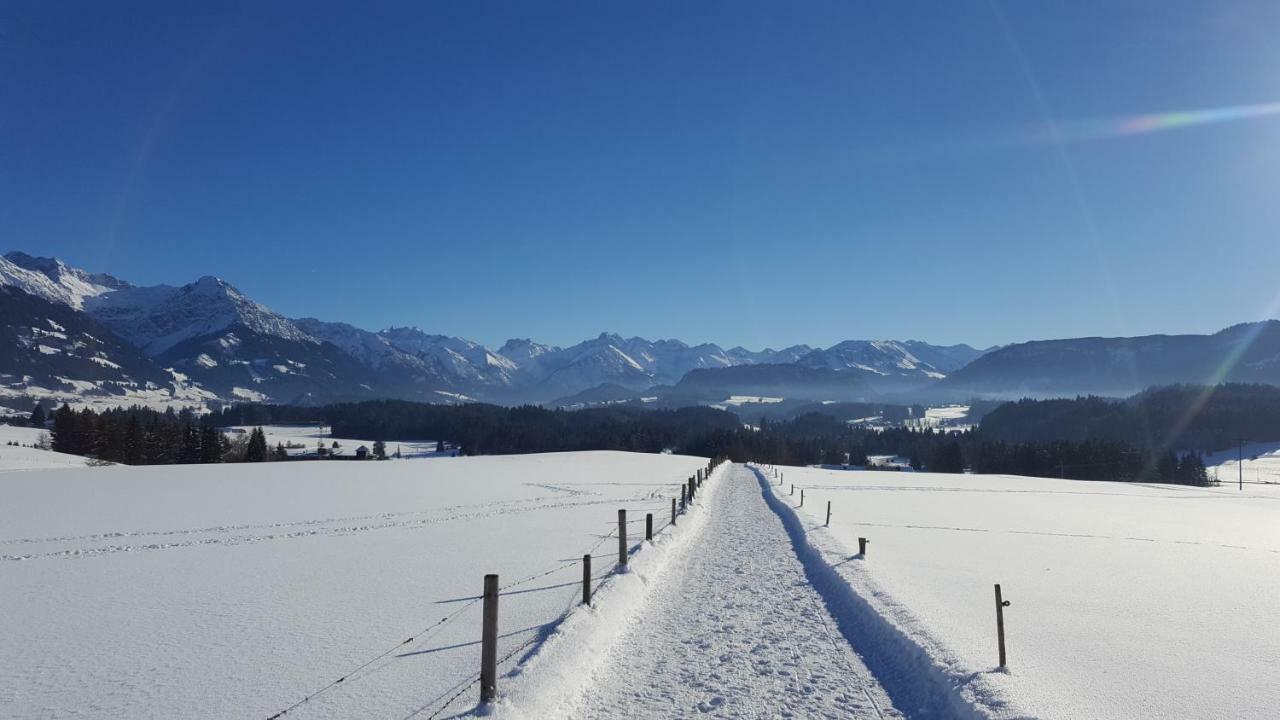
[200,426,225,463]
[52,403,80,455]
[273,442,288,460]
[123,416,144,465]
[179,424,202,464]
[372,439,386,460]
[246,427,268,462]
[29,404,46,428]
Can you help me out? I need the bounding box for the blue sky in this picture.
[6,1,1280,350]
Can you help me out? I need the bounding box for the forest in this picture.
[40,383,1258,486]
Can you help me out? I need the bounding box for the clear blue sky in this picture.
[6,1,1280,350]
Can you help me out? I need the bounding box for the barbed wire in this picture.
[264,461,724,720]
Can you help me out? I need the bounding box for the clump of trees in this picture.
[48,404,281,465]
[979,384,1280,453]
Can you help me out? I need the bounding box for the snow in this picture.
[0,424,94,471]
[508,464,902,719]
[906,405,974,432]
[36,344,60,355]
[0,255,121,309]
[765,464,1280,719]
[89,355,122,369]
[924,404,970,422]
[0,451,710,719]
[723,395,785,406]
[31,326,68,340]
[195,352,218,368]
[84,277,316,355]
[231,386,268,402]
[1204,441,1280,485]
[0,377,216,414]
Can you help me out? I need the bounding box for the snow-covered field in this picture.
[708,396,786,411]
[227,424,442,458]
[1204,441,1280,485]
[0,451,709,719]
[0,423,93,471]
[924,405,969,422]
[767,465,1280,719]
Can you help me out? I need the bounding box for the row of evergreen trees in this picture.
[48,404,284,465]
[978,383,1280,452]
[683,416,1211,485]
[39,399,1211,484]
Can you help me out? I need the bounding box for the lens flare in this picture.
[1042,101,1280,145]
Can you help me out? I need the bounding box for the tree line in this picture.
[682,414,1209,485]
[214,400,744,456]
[47,404,288,464]
[978,383,1280,452]
[39,396,1211,484]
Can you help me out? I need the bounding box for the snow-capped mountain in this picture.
[1,252,131,309]
[798,340,947,379]
[84,276,314,355]
[898,340,990,374]
[495,338,555,368]
[378,327,518,388]
[0,251,1002,408]
[723,345,815,366]
[499,334,751,399]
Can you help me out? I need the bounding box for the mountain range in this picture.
[3,250,1278,411]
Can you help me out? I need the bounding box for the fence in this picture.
[760,462,1013,670]
[264,455,729,719]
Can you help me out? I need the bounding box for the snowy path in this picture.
[561,464,902,719]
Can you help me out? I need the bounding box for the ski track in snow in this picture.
[563,465,902,719]
[1,485,675,562]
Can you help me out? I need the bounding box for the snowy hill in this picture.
[0,285,201,409]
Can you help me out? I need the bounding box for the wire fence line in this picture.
[262,461,724,720]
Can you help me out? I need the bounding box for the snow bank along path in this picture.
[553,463,902,719]
[488,464,1016,719]
[770,465,1280,720]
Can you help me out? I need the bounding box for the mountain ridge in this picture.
[13,250,1276,410]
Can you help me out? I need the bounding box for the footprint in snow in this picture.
[697,696,725,712]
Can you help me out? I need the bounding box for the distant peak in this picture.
[5,251,68,277]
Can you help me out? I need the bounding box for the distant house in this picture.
[355,445,369,459]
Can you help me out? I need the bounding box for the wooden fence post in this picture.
[581,554,591,605]
[800,489,804,507]
[858,537,868,555]
[826,500,831,527]
[618,510,627,567]
[480,574,499,703]
[646,513,653,541]
[995,584,1010,668]
[672,497,677,525]
[681,484,687,510]
[790,483,794,496]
